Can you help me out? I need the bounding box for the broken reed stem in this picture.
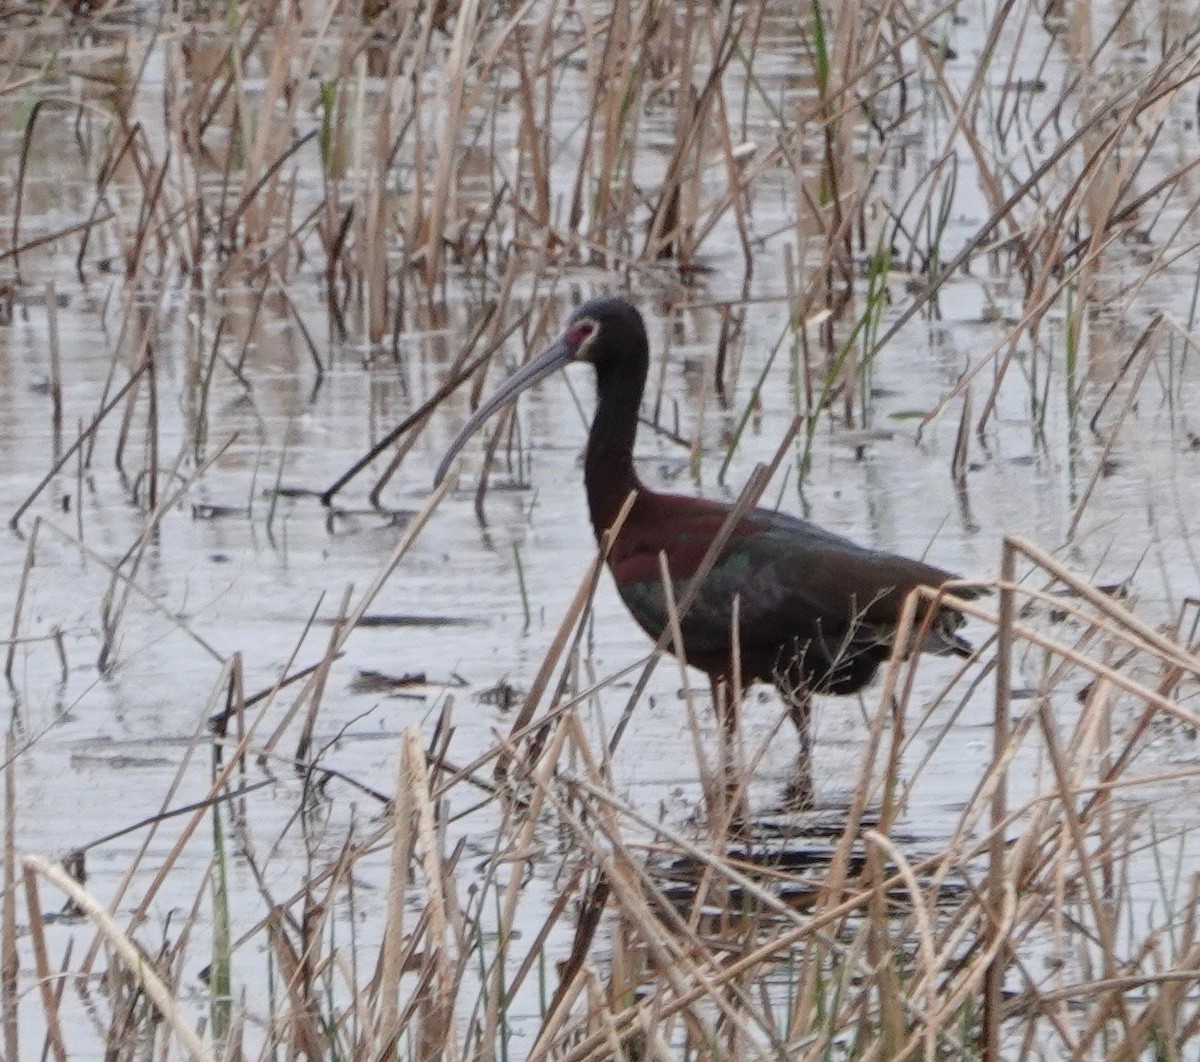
[8,363,148,531]
[40,518,225,662]
[99,434,239,671]
[4,517,40,683]
[24,856,215,1062]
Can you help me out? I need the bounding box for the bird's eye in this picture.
[570,321,596,345]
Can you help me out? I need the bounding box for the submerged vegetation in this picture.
[2,0,1200,1057]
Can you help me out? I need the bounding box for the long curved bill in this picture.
[434,335,576,487]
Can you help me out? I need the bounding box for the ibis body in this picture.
[436,298,970,804]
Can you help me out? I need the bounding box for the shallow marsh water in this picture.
[3,2,1200,1057]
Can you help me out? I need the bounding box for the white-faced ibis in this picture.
[435,297,972,807]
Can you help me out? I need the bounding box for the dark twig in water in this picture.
[9,363,149,532]
[318,302,500,505]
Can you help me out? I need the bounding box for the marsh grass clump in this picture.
[13,535,1200,1059]
[3,0,1200,1058]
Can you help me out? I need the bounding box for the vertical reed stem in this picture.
[985,538,1016,1057]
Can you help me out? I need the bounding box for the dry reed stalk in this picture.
[1035,700,1128,1017]
[918,2,1016,230]
[645,2,747,266]
[42,280,63,459]
[984,540,1016,1058]
[866,828,939,1052]
[512,734,747,1055]
[2,734,17,1062]
[265,904,326,1061]
[21,865,67,1062]
[791,664,902,1045]
[362,72,396,344]
[374,726,417,1058]
[24,856,214,1062]
[1067,325,1159,537]
[405,727,459,1062]
[480,718,574,1058]
[76,655,243,980]
[3,516,40,683]
[293,584,353,767]
[237,12,298,263]
[419,0,481,289]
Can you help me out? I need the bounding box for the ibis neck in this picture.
[585,360,646,539]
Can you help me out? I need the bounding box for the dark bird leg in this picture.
[781,688,815,811]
